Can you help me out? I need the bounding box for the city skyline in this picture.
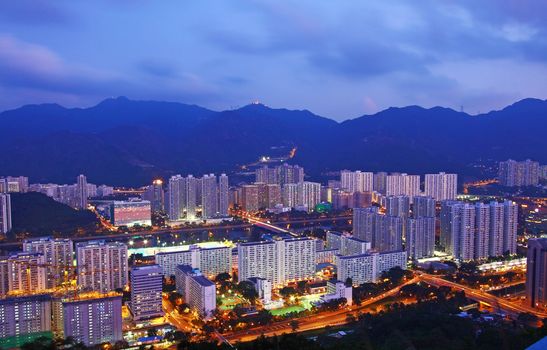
[0,2,546,349]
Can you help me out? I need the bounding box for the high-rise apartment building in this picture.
[59,294,123,346]
[7,252,47,293]
[498,159,540,187]
[240,184,260,212]
[336,250,407,286]
[374,215,404,252]
[298,181,321,211]
[167,175,198,221]
[155,243,232,277]
[237,238,316,287]
[353,207,403,252]
[130,265,163,321]
[76,241,128,293]
[0,176,29,193]
[412,196,436,218]
[265,184,282,209]
[353,207,378,242]
[424,172,457,201]
[279,163,305,185]
[23,237,73,289]
[474,203,490,260]
[406,217,435,260]
[201,174,218,219]
[218,174,229,216]
[282,183,299,208]
[526,238,547,309]
[385,195,410,218]
[255,164,304,186]
[0,193,11,235]
[443,202,475,261]
[326,232,372,256]
[503,200,518,255]
[488,201,505,257]
[0,294,52,343]
[440,200,517,261]
[340,170,373,193]
[76,174,88,210]
[143,179,165,213]
[386,173,420,202]
[175,266,216,318]
[373,172,388,194]
[0,257,8,297]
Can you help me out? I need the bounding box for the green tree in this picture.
[237,281,258,305]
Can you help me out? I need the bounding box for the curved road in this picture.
[223,276,419,343]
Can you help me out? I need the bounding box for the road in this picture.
[224,273,547,344]
[162,297,198,333]
[223,276,419,343]
[418,272,547,319]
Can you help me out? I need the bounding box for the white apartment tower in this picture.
[488,201,505,257]
[201,174,218,219]
[282,183,299,208]
[406,217,435,260]
[336,250,407,286]
[386,173,420,202]
[353,207,378,242]
[218,174,229,216]
[298,181,321,211]
[76,241,128,293]
[23,237,73,289]
[474,203,490,260]
[7,252,47,293]
[76,174,88,210]
[237,238,316,287]
[413,196,436,218]
[340,170,373,193]
[503,200,518,255]
[168,175,198,221]
[175,266,216,318]
[425,172,458,201]
[0,193,12,235]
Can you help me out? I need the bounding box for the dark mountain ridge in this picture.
[0,97,545,186]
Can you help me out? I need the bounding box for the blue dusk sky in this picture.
[0,1,546,120]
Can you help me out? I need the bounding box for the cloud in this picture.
[0,34,122,95]
[0,1,546,119]
[0,34,224,111]
[0,1,72,24]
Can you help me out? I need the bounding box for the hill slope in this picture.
[9,192,100,236]
[0,97,545,185]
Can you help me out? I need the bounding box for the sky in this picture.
[0,1,546,121]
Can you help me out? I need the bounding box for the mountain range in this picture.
[0,96,545,186]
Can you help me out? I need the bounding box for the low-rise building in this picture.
[175,265,216,318]
[320,280,353,306]
[336,250,407,286]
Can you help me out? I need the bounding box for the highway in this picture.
[418,272,547,319]
[223,273,547,344]
[223,276,419,343]
[162,297,198,334]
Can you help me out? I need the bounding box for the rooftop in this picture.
[131,240,233,257]
[192,275,214,287]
